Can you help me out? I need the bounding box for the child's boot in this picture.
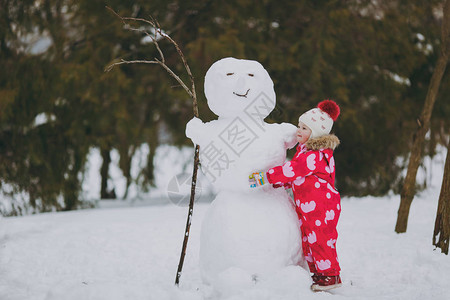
[310,274,342,292]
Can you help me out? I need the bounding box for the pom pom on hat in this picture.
[318,100,340,121]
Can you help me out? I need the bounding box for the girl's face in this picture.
[297,121,312,144]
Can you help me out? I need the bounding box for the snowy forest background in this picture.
[1,0,449,215]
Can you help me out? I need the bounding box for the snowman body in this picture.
[186,58,303,285]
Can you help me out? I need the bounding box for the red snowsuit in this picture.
[266,134,341,276]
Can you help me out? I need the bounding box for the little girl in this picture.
[249,100,342,292]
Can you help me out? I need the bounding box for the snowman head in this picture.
[204,57,276,119]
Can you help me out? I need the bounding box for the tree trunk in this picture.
[100,147,114,199]
[119,146,134,200]
[433,142,450,254]
[145,129,158,187]
[395,0,450,233]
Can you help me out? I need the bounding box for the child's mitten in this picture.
[249,172,268,188]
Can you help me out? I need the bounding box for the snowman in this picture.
[186,57,303,290]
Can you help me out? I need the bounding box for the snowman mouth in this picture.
[233,89,250,98]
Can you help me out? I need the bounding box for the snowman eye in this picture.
[226,73,234,76]
[248,73,254,77]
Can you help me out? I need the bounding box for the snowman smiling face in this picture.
[204,57,276,118]
[226,72,253,98]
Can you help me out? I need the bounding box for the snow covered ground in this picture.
[1,185,449,299]
[1,145,449,299]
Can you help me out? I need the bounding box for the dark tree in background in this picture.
[395,0,450,233]
[433,141,450,254]
[432,0,450,254]
[0,0,449,214]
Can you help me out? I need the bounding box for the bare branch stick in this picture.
[155,28,197,116]
[105,7,201,285]
[105,59,158,72]
[106,6,127,25]
[106,8,164,63]
[154,59,194,98]
[152,34,165,64]
[105,7,193,99]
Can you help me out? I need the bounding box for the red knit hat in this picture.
[298,100,340,138]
